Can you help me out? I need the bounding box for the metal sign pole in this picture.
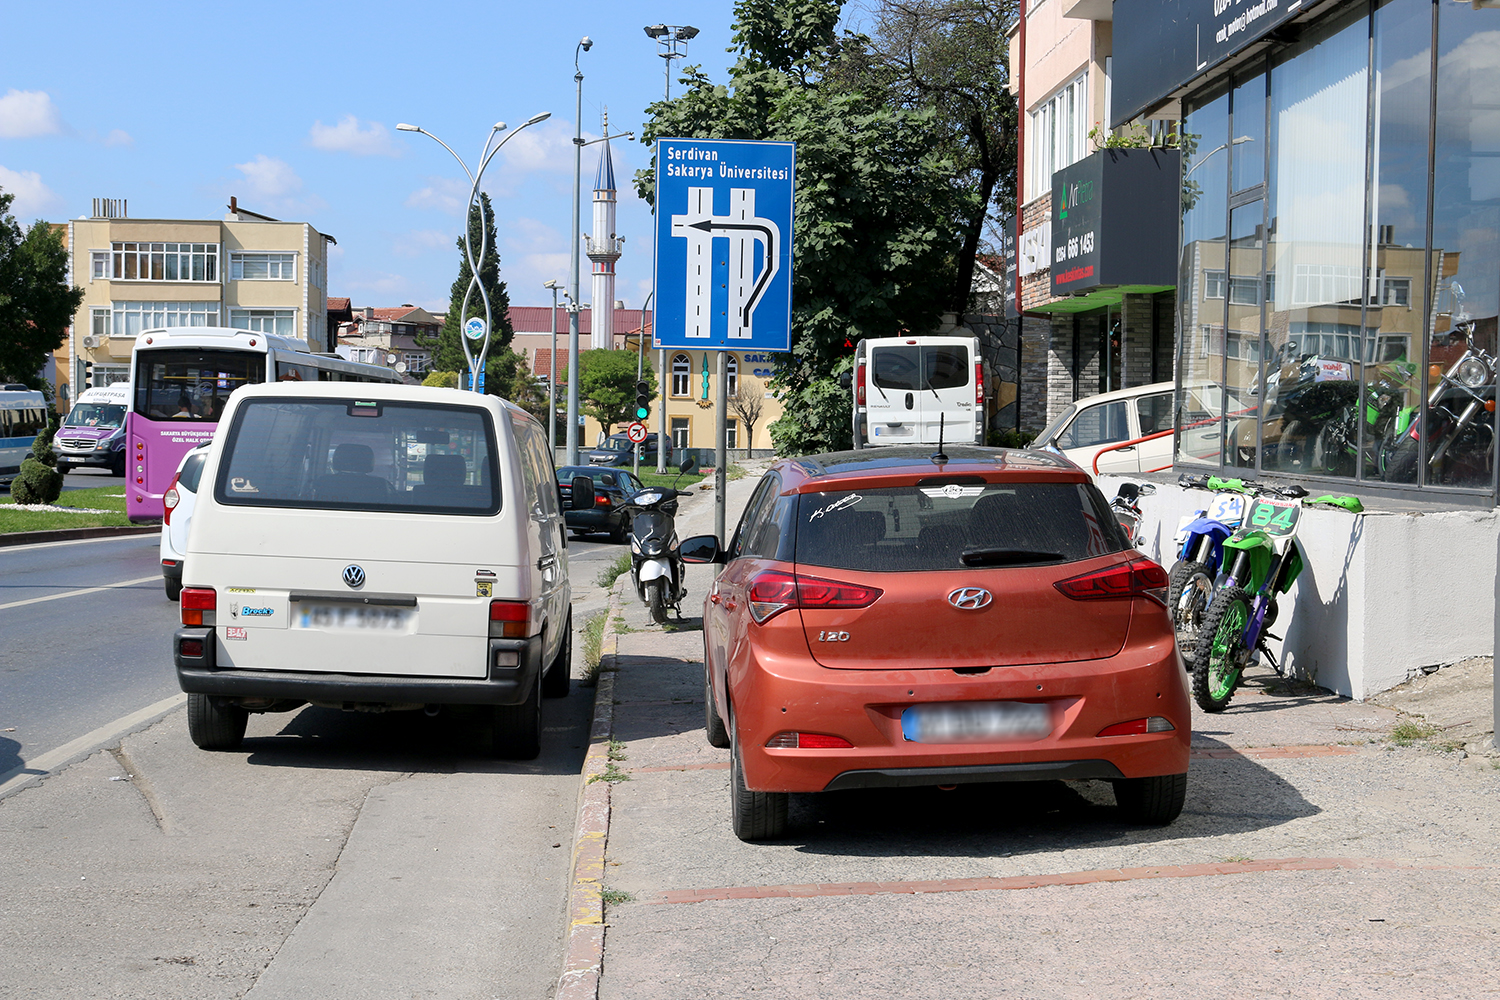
[715,351,727,544]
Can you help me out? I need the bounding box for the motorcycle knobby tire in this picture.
[1192,585,1253,713]
[1168,559,1215,665]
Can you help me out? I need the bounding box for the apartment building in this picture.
[62,198,331,396]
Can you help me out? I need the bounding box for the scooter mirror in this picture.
[570,475,597,511]
[679,456,697,475]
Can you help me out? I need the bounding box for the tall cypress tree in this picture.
[417,192,514,382]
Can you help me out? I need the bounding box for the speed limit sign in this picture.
[626,421,648,444]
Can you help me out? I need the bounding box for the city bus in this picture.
[125,327,400,521]
[0,386,50,486]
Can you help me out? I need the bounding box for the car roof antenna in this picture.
[932,413,949,464]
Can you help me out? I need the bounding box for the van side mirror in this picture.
[570,475,596,511]
[839,372,852,391]
[679,534,723,564]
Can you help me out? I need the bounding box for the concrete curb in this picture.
[556,581,624,1000]
[0,524,160,547]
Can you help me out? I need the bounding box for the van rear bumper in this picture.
[173,627,543,706]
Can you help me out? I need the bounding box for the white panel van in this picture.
[850,336,985,447]
[172,382,594,759]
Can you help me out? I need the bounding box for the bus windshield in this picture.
[133,348,265,422]
[64,403,126,429]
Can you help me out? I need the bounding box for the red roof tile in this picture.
[508,307,653,336]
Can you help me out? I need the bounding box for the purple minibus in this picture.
[126,327,400,522]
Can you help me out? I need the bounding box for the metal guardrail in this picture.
[1091,427,1177,476]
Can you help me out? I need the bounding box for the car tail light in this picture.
[489,599,535,638]
[746,570,884,624]
[1054,558,1169,607]
[855,363,866,406]
[1097,717,1176,737]
[765,732,854,749]
[179,636,205,658]
[181,587,216,626]
[975,361,984,405]
[163,475,181,525]
[596,494,611,507]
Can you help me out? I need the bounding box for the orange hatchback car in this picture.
[680,445,1190,841]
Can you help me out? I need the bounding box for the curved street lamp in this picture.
[398,111,552,391]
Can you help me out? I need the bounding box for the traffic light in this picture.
[634,380,652,420]
[83,361,94,389]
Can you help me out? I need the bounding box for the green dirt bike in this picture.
[1191,488,1364,712]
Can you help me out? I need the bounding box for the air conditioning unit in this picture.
[81,335,100,349]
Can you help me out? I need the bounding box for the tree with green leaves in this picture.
[578,349,656,436]
[418,192,514,387]
[635,0,973,454]
[0,188,83,393]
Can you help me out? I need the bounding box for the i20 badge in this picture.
[816,631,850,642]
[947,587,993,610]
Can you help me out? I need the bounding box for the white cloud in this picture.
[103,129,133,148]
[231,154,325,214]
[506,217,561,252]
[341,270,411,297]
[498,122,580,175]
[405,175,469,215]
[0,165,63,219]
[0,90,63,139]
[390,228,454,258]
[308,115,401,157]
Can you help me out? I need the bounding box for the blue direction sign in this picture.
[653,138,794,352]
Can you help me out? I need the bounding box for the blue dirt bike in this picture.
[1167,476,1252,664]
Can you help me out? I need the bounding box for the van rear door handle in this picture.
[537,554,557,570]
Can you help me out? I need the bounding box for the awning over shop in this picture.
[1028,284,1174,314]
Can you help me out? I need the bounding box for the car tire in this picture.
[1167,559,1213,665]
[542,616,572,699]
[646,579,668,624]
[730,734,787,842]
[1112,772,1187,825]
[490,669,542,760]
[609,515,630,545]
[164,577,182,602]
[186,693,248,751]
[704,664,730,749]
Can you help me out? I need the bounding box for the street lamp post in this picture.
[565,37,593,465]
[397,113,551,392]
[544,279,561,457]
[643,23,697,473]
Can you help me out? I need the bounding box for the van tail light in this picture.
[181,587,217,626]
[163,475,181,525]
[489,599,537,638]
[746,570,884,624]
[855,362,866,406]
[975,361,984,405]
[1054,558,1169,607]
[765,732,854,749]
[1097,717,1176,737]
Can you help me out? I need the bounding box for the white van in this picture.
[849,335,985,447]
[172,381,595,759]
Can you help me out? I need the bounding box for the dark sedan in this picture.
[557,466,644,542]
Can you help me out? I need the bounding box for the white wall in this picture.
[1100,475,1498,700]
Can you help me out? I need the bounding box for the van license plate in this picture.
[901,701,1051,743]
[295,605,414,632]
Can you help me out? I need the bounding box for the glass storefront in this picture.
[1175,0,1498,496]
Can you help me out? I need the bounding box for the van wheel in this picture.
[542,617,571,698]
[490,671,542,760]
[164,577,182,602]
[187,693,247,751]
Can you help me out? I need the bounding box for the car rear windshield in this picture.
[214,397,499,514]
[795,482,1124,572]
[177,450,208,493]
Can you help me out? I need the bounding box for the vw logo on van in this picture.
[342,565,366,589]
[947,587,992,610]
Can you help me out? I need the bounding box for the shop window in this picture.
[670,417,690,449]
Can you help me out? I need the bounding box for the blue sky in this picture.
[1,2,751,314]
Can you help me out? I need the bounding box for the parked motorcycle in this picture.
[1383,298,1496,487]
[1109,482,1155,547]
[624,457,698,623]
[1167,477,1250,665]
[1191,487,1363,713]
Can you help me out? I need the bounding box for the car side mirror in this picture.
[679,534,723,564]
[570,475,596,511]
[679,456,697,475]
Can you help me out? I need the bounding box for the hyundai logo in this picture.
[342,565,366,589]
[947,587,993,610]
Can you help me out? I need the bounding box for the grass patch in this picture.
[636,470,706,490]
[607,739,627,762]
[588,761,631,784]
[580,612,608,686]
[596,552,632,589]
[600,888,635,906]
[0,485,135,533]
[613,615,636,634]
[1389,718,1440,746]
[726,464,747,481]
[1222,854,1252,864]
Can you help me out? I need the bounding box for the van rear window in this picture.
[870,345,970,391]
[795,483,1123,572]
[214,398,499,514]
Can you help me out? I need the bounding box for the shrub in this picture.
[12,418,63,505]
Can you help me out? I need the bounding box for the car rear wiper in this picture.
[960,547,1066,566]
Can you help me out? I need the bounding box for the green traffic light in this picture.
[635,405,650,419]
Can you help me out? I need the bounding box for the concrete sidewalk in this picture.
[583,466,1500,999]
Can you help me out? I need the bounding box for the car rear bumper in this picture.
[732,618,1190,793]
[173,626,543,706]
[565,509,623,532]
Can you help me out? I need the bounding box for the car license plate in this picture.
[295,604,414,632]
[901,701,1052,743]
